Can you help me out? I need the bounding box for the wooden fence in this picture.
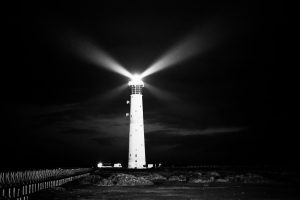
[0,168,92,200]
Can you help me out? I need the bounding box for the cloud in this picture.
[60,128,100,135]
[90,137,115,146]
[145,114,245,136]
[144,126,246,159]
[145,127,248,163]
[59,114,129,138]
[15,103,80,117]
[9,101,246,165]
[174,127,245,136]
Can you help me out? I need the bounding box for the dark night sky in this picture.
[2,0,294,169]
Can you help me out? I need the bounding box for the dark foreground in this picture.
[30,168,300,200]
[31,184,299,200]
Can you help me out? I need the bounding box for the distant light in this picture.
[128,74,144,86]
[147,164,154,168]
[97,162,103,168]
[113,163,122,168]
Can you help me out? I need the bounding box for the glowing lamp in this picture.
[128,74,144,86]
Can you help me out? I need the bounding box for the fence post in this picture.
[13,187,15,198]
[1,168,92,199]
[1,187,5,197]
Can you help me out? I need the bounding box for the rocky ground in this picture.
[77,169,271,186]
[30,168,300,199]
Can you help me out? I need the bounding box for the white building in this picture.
[97,162,122,168]
[113,163,122,168]
[127,75,146,169]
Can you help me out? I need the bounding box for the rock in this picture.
[224,173,266,184]
[195,172,202,177]
[208,171,220,177]
[216,178,229,183]
[97,178,114,186]
[141,173,167,181]
[108,173,153,186]
[242,173,265,183]
[80,173,154,186]
[168,175,187,182]
[188,176,213,184]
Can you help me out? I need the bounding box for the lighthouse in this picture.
[127,74,146,169]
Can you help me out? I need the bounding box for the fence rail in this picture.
[0,168,92,200]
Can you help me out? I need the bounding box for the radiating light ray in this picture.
[144,82,180,102]
[75,39,132,78]
[141,20,230,78]
[141,35,201,78]
[83,83,128,105]
[97,83,128,101]
[145,83,198,114]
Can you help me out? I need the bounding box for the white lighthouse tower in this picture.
[127,74,146,169]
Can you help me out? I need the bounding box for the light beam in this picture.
[75,39,132,78]
[145,83,196,114]
[141,35,201,78]
[141,20,230,78]
[97,83,128,101]
[144,82,179,102]
[83,83,128,105]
